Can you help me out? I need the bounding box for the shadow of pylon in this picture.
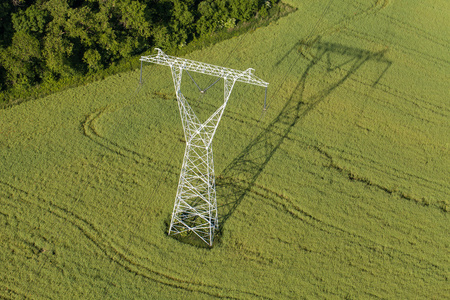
[215,37,392,240]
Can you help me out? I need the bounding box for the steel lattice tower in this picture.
[140,48,268,246]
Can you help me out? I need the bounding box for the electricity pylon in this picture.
[140,48,268,246]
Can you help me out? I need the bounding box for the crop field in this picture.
[1,0,449,298]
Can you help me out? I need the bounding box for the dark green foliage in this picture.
[196,0,231,36]
[0,1,15,47]
[1,31,42,88]
[229,0,258,21]
[0,0,280,101]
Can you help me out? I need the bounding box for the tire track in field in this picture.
[221,37,446,215]
[295,55,449,127]
[83,99,267,184]
[83,105,190,166]
[327,157,447,209]
[82,107,185,184]
[238,179,448,289]
[304,41,449,117]
[276,40,448,210]
[301,0,390,48]
[309,50,449,208]
[83,107,156,166]
[280,124,449,212]
[337,0,390,28]
[214,36,447,292]
[345,75,450,119]
[271,127,448,211]
[375,12,450,48]
[282,33,448,119]
[223,179,448,299]
[349,0,450,48]
[277,122,448,211]
[298,0,449,68]
[0,198,59,300]
[219,54,450,203]
[344,28,450,67]
[217,40,392,232]
[0,283,28,299]
[327,136,449,193]
[0,180,269,299]
[276,0,389,66]
[298,43,448,121]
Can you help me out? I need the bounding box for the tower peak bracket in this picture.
[140,48,268,246]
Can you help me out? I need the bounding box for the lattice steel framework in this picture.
[140,48,268,246]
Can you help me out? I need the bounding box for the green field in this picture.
[1,0,449,298]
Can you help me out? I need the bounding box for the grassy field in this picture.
[1,0,449,298]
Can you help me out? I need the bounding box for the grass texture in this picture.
[1,0,449,298]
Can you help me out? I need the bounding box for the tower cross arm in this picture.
[140,48,269,88]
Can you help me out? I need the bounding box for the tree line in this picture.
[0,0,279,95]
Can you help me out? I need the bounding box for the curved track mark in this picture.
[0,180,269,299]
[242,179,447,282]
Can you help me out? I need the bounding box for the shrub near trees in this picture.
[0,0,278,98]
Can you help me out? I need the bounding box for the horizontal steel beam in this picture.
[140,48,269,88]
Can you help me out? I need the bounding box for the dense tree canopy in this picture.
[0,0,278,93]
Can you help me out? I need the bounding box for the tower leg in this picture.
[168,67,235,246]
[169,140,218,245]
